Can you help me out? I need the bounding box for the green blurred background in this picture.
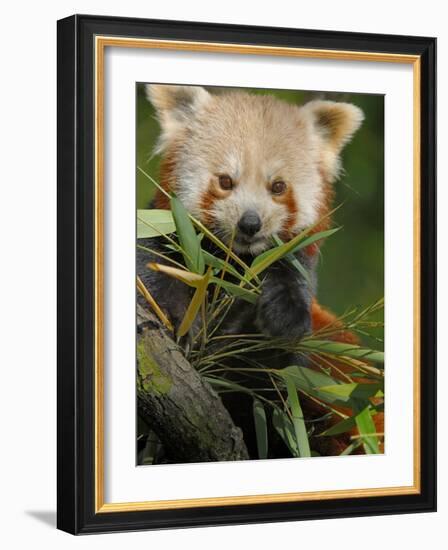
[136,84,384,340]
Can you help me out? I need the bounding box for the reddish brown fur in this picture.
[311,299,358,345]
[198,189,218,225]
[153,150,178,209]
[198,179,233,225]
[303,169,335,256]
[280,168,335,257]
[276,184,299,237]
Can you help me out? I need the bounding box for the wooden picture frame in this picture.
[57,14,436,534]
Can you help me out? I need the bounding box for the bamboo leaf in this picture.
[253,399,268,459]
[316,382,383,400]
[177,268,212,337]
[284,375,311,457]
[203,376,257,396]
[137,209,175,238]
[281,365,338,388]
[271,230,340,285]
[289,227,341,254]
[271,235,311,285]
[247,206,341,279]
[147,262,204,287]
[319,404,383,437]
[170,195,205,274]
[340,439,363,456]
[203,250,256,287]
[191,216,259,281]
[318,416,356,437]
[136,276,174,332]
[355,407,381,454]
[298,339,384,363]
[211,278,258,304]
[248,231,308,278]
[286,255,311,283]
[278,366,349,405]
[272,408,299,457]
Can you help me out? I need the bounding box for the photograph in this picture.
[135,83,385,465]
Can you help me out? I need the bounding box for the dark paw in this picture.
[256,279,311,339]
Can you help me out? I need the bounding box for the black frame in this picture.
[57,14,436,534]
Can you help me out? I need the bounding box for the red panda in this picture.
[137,84,383,457]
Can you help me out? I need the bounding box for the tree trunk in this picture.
[137,304,249,462]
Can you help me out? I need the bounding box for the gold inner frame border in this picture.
[94,36,421,513]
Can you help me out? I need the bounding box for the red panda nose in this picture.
[238,210,262,237]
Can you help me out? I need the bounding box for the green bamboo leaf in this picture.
[250,247,279,269]
[318,416,357,437]
[319,404,383,437]
[355,407,381,454]
[248,235,307,278]
[253,399,268,459]
[316,382,383,400]
[278,366,349,405]
[272,408,299,457]
[271,235,311,285]
[286,255,311,283]
[360,352,384,363]
[203,251,255,287]
[284,375,311,457]
[281,365,338,388]
[299,339,384,363]
[137,209,175,238]
[177,268,212,337]
[191,216,260,282]
[170,195,205,274]
[271,229,340,285]
[289,227,341,254]
[211,278,258,304]
[247,206,341,279]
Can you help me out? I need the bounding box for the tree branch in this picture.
[137,303,249,463]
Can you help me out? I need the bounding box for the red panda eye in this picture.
[218,175,233,190]
[271,180,286,195]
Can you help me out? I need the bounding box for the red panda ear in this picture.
[302,100,364,153]
[145,85,211,152]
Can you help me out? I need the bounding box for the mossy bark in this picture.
[137,304,249,462]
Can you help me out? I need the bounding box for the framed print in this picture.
[57,14,436,534]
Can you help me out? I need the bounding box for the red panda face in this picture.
[146,85,363,255]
